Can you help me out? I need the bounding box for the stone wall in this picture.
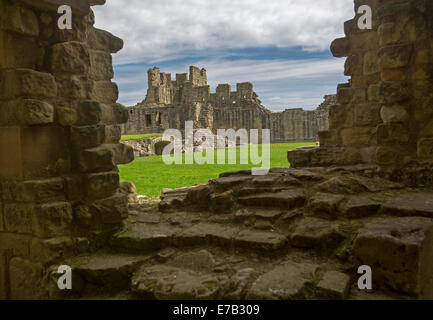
[288,0,433,173]
[0,0,133,299]
[122,66,334,143]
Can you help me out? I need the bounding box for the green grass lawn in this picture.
[118,142,314,197]
[120,133,163,142]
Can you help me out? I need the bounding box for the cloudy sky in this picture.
[93,0,354,111]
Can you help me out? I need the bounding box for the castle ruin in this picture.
[1,0,433,301]
[122,66,334,143]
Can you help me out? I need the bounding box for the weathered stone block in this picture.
[330,38,350,58]
[376,146,399,166]
[340,127,377,147]
[86,171,119,199]
[101,103,129,125]
[246,261,318,299]
[354,102,381,127]
[378,23,402,46]
[418,138,433,161]
[108,143,135,165]
[77,100,102,125]
[35,202,73,238]
[290,217,344,249]
[77,101,128,125]
[367,84,380,102]
[0,233,31,257]
[381,69,407,81]
[0,69,57,100]
[308,193,345,218]
[337,87,366,104]
[378,81,410,104]
[328,104,354,129]
[344,55,362,76]
[318,130,339,147]
[379,44,413,69]
[26,178,64,203]
[78,145,115,172]
[50,41,90,74]
[9,257,47,300]
[56,107,77,126]
[4,203,36,234]
[380,104,409,123]
[87,28,123,53]
[88,49,114,80]
[0,126,22,178]
[350,32,379,52]
[89,80,119,103]
[1,99,54,126]
[90,193,128,225]
[339,196,381,218]
[0,31,44,69]
[104,125,121,143]
[71,125,105,149]
[56,75,91,99]
[420,119,433,137]
[29,236,78,265]
[377,123,409,145]
[363,51,380,75]
[0,4,39,36]
[316,271,350,300]
[353,217,433,298]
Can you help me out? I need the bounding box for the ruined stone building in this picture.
[122,66,334,143]
[1,0,433,301]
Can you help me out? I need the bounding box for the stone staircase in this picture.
[60,166,433,300]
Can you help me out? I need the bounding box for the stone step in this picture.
[131,264,225,299]
[238,189,306,209]
[112,222,288,254]
[381,192,433,218]
[67,253,150,294]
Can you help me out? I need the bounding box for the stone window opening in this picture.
[156,112,162,126]
[146,114,152,127]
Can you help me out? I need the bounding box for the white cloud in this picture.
[93,0,355,64]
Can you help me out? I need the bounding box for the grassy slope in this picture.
[118,142,314,197]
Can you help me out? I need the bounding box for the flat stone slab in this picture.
[113,224,179,251]
[238,190,306,209]
[69,253,149,289]
[308,192,345,217]
[210,176,251,188]
[316,271,351,300]
[382,192,433,218]
[290,218,344,249]
[176,223,238,247]
[132,265,224,300]
[339,196,381,218]
[233,230,287,251]
[246,261,318,299]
